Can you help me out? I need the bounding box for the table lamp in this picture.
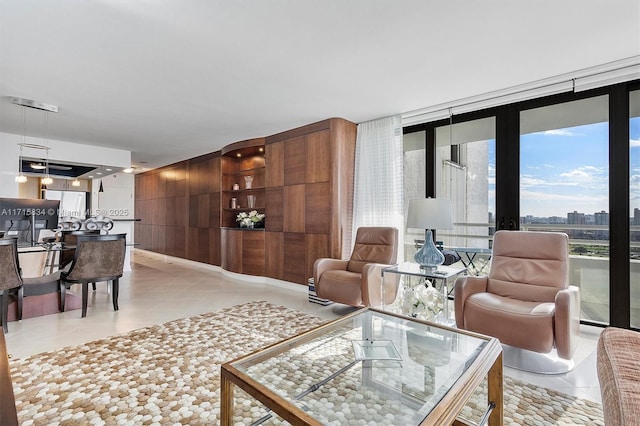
[407,198,454,271]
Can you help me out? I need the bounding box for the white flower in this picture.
[402,281,444,320]
[236,210,265,226]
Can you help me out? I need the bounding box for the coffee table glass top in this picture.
[229,309,490,425]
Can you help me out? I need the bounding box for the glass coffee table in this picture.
[221,308,503,425]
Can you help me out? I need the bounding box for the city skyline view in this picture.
[485,116,640,220]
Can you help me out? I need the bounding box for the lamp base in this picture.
[414,229,445,271]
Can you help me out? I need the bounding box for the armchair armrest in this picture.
[361,263,398,307]
[313,258,349,283]
[554,285,580,360]
[454,275,488,328]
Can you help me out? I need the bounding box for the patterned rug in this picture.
[9,301,604,425]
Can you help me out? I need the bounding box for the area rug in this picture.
[9,301,604,425]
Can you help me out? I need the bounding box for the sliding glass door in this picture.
[631,89,640,328]
[520,95,610,324]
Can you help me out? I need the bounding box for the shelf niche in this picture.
[220,138,266,228]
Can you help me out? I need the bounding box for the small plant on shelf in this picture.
[236,210,265,228]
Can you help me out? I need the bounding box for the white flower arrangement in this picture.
[401,281,444,321]
[236,210,265,228]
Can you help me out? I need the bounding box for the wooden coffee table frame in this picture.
[221,308,503,426]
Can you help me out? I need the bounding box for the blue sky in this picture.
[485,117,640,219]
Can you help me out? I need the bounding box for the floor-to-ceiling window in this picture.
[404,80,639,329]
[520,95,610,324]
[630,89,640,328]
[435,117,495,254]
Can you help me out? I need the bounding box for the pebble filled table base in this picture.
[221,308,503,426]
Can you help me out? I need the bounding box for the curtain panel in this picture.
[351,115,404,261]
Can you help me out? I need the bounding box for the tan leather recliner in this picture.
[454,230,580,360]
[313,227,399,307]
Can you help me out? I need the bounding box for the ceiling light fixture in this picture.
[122,167,135,174]
[41,111,53,185]
[72,178,81,187]
[15,106,28,183]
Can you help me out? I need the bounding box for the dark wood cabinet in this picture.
[135,117,355,285]
[264,118,357,284]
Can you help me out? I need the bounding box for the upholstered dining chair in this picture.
[0,238,23,333]
[313,227,399,307]
[454,230,580,373]
[60,233,126,318]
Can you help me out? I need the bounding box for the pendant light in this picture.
[41,111,53,185]
[15,106,27,183]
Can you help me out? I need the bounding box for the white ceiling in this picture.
[1,0,639,171]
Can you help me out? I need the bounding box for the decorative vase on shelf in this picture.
[244,175,253,189]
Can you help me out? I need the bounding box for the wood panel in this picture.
[221,228,242,273]
[305,182,331,234]
[209,227,221,266]
[283,233,306,284]
[265,141,284,188]
[305,130,331,183]
[242,231,265,276]
[265,187,283,232]
[283,136,305,186]
[265,231,283,280]
[306,233,330,284]
[283,185,305,233]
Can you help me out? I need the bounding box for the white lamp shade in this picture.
[407,198,454,230]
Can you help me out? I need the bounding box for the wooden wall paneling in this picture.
[265,141,283,187]
[211,157,221,193]
[305,182,331,234]
[197,194,210,227]
[188,195,199,227]
[221,229,242,273]
[151,225,161,252]
[283,184,305,233]
[265,187,283,232]
[305,130,331,183]
[209,227,221,265]
[187,227,199,261]
[242,231,265,276]
[165,168,176,197]
[157,170,167,198]
[175,196,187,229]
[135,176,143,200]
[264,231,283,279]
[165,226,176,257]
[136,224,152,250]
[283,232,306,284]
[330,118,357,259]
[157,226,166,254]
[165,197,176,226]
[148,173,158,200]
[173,226,186,258]
[306,233,330,283]
[209,193,221,229]
[283,136,306,186]
[155,198,167,226]
[174,164,187,197]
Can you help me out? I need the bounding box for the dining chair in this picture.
[60,233,126,318]
[0,239,23,333]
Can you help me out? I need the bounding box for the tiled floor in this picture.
[5,249,603,405]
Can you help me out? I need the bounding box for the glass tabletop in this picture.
[383,262,466,279]
[229,309,490,425]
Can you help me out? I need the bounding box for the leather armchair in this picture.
[454,230,580,361]
[313,227,399,307]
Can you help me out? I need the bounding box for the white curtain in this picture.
[351,115,405,261]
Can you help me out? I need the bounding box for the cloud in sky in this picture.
[631,138,640,147]
[542,129,579,137]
